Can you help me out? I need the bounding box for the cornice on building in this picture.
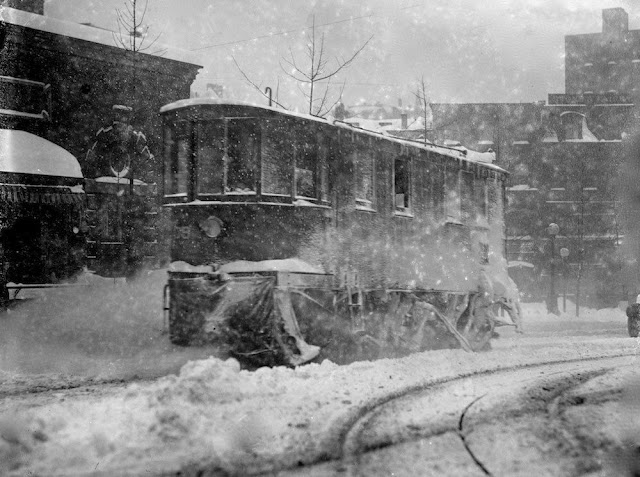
[0,6,202,67]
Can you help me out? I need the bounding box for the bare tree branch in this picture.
[315,35,373,82]
[114,0,159,54]
[233,57,290,110]
[319,81,346,118]
[412,75,430,144]
[234,12,373,117]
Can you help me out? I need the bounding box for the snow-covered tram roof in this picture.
[0,129,83,178]
[160,98,506,173]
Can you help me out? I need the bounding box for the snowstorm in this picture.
[2,0,640,475]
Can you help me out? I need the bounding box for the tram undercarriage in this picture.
[165,268,509,367]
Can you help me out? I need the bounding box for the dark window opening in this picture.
[227,120,260,193]
[0,76,50,119]
[475,177,488,221]
[394,157,410,211]
[445,169,461,221]
[193,119,260,195]
[197,121,224,194]
[430,163,445,219]
[461,171,474,222]
[295,140,317,199]
[355,150,375,208]
[262,120,293,196]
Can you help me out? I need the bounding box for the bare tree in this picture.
[113,0,160,55]
[412,76,430,144]
[113,0,162,111]
[282,16,372,116]
[235,15,372,117]
[110,0,161,275]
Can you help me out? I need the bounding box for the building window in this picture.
[0,76,51,120]
[394,157,411,212]
[355,150,375,209]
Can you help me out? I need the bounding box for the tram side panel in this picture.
[324,135,489,295]
[160,102,512,364]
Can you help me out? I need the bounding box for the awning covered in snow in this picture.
[0,129,83,179]
[0,183,84,205]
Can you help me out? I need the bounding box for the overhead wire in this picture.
[190,2,424,51]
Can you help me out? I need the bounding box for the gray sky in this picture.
[45,0,640,111]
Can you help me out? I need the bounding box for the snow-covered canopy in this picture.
[0,129,83,178]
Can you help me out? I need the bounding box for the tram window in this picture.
[227,120,259,193]
[445,169,461,222]
[430,163,445,219]
[163,126,173,195]
[461,171,474,222]
[262,120,293,196]
[475,177,488,221]
[355,150,375,208]
[197,121,224,194]
[394,157,410,211]
[295,141,317,199]
[176,139,189,194]
[318,135,329,203]
[163,121,189,196]
[195,120,259,195]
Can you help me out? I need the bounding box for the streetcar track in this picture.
[457,368,612,477]
[281,352,636,477]
[458,395,491,476]
[91,351,640,477]
[32,351,636,477]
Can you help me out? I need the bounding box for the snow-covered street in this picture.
[0,272,638,475]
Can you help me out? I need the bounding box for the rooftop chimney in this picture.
[1,0,44,14]
[603,8,628,36]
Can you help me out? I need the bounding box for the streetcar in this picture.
[161,98,520,367]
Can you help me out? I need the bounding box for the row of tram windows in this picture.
[163,119,490,224]
[163,119,328,201]
[357,150,490,224]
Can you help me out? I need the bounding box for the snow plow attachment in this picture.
[167,270,323,367]
[166,265,512,367]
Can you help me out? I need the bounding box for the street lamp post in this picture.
[560,247,570,313]
[547,223,560,315]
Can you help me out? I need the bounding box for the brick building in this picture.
[565,8,640,96]
[0,2,202,281]
[428,10,639,307]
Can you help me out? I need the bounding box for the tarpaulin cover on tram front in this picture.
[169,273,320,366]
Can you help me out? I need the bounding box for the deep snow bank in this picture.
[2,324,638,475]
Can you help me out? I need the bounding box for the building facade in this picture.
[565,8,640,96]
[0,4,201,282]
[428,10,640,308]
